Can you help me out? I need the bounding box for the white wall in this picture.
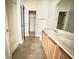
[47,0,60,30]
[23,0,74,40]
[23,0,49,38]
[35,0,48,37]
[17,0,23,43]
[22,0,61,40]
[22,0,37,36]
[35,0,60,39]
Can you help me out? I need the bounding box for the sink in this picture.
[60,38,74,48]
[44,28,74,57]
[54,29,74,40]
[54,29,74,48]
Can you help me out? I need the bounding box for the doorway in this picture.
[57,12,66,30]
[21,5,25,40]
[29,11,36,36]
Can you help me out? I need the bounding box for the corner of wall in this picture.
[11,42,19,53]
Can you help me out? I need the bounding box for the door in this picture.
[29,11,36,36]
[5,8,11,59]
[21,5,25,40]
[57,12,66,30]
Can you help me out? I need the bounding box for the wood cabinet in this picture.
[53,45,72,59]
[42,32,47,53]
[59,47,72,59]
[53,45,61,59]
[46,36,56,59]
[42,31,72,59]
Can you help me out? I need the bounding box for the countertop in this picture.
[43,28,74,58]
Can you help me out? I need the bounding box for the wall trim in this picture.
[11,42,19,53]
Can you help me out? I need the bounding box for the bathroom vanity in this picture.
[42,29,74,59]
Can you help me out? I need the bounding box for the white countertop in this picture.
[43,29,74,58]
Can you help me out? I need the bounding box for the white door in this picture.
[5,8,11,59]
[5,11,11,59]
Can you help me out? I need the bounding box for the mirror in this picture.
[57,11,74,33]
[57,12,66,30]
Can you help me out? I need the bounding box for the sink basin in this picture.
[54,29,74,48]
[56,33,73,40]
[54,29,74,40]
[60,38,74,48]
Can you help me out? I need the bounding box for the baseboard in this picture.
[19,40,24,44]
[11,42,19,53]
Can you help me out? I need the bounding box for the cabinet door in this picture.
[42,32,72,59]
[59,48,72,59]
[53,45,72,59]
[53,45,61,59]
[42,32,46,48]
[42,32,47,54]
[46,37,56,59]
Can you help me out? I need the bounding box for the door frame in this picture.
[20,4,25,40]
[28,10,36,36]
[63,11,69,30]
[57,11,69,30]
